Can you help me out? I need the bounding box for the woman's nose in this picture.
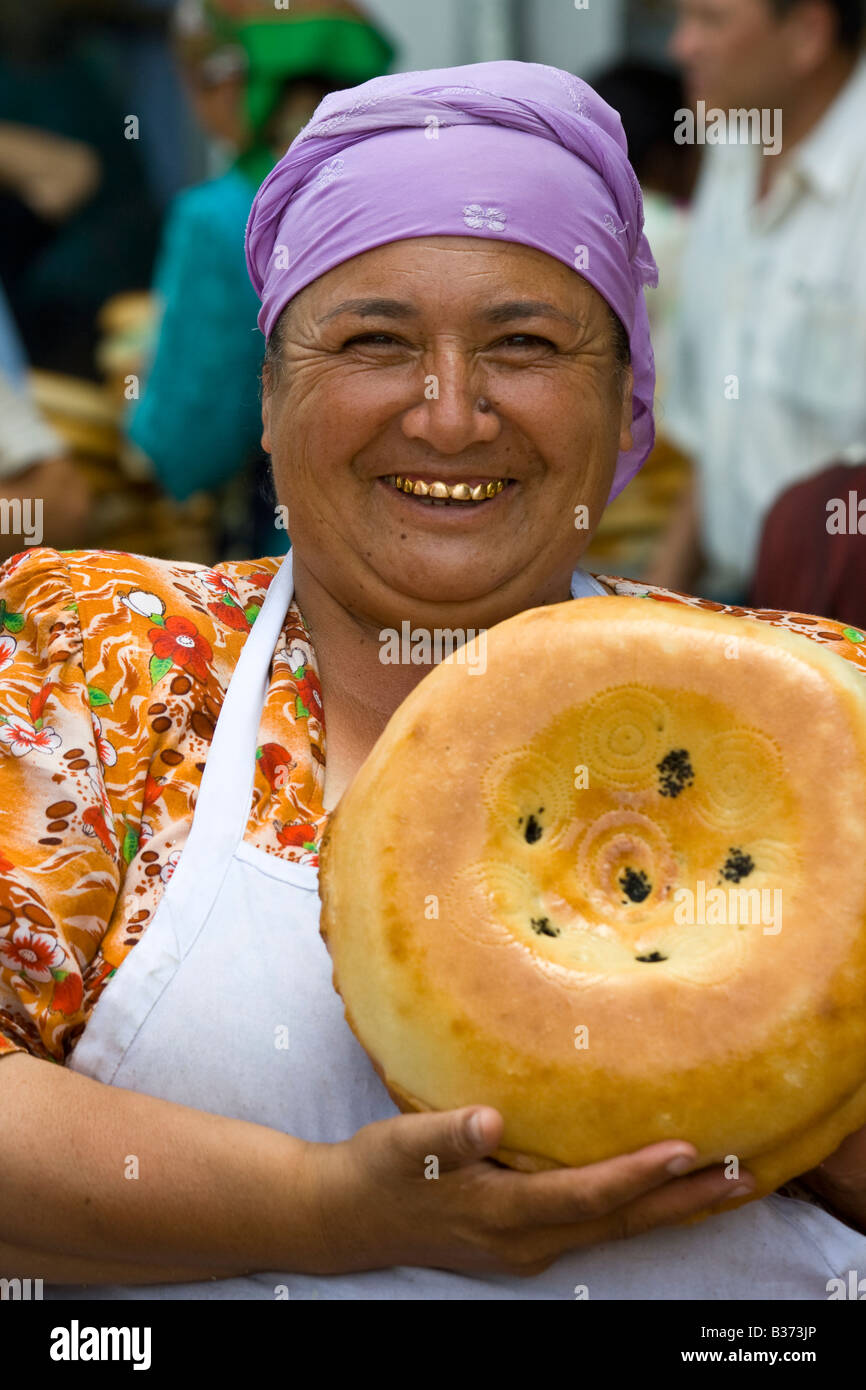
[400,351,501,454]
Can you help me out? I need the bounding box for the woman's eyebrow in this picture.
[318,298,417,324]
[317,297,581,327]
[481,300,580,328]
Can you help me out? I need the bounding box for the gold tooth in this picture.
[392,476,507,499]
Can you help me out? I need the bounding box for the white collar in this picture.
[789,54,866,201]
[570,567,609,598]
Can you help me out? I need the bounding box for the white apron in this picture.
[53,550,866,1300]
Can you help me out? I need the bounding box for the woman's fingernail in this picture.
[468,1110,488,1145]
[665,1153,696,1175]
[725,1183,753,1200]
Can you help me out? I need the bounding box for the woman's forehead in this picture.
[296,238,608,318]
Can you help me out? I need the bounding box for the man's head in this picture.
[670,0,863,111]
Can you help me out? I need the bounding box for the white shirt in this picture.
[664,56,866,590]
[642,189,691,421]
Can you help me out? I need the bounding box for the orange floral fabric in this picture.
[0,547,322,1064]
[1,549,864,1066]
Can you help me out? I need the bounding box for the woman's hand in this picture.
[312,1106,755,1278]
[797,1124,866,1234]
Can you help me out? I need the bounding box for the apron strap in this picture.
[162,547,297,914]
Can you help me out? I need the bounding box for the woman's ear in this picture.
[619,366,634,454]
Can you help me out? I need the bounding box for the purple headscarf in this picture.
[245,60,658,501]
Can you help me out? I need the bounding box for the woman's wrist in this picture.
[284,1137,379,1276]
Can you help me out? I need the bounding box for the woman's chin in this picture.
[363,549,512,605]
[362,552,578,617]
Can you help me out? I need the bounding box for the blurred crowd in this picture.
[0,0,864,624]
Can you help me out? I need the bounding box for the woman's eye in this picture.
[496,334,555,350]
[342,332,555,352]
[343,333,401,348]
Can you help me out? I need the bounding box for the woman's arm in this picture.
[0,1053,331,1283]
[0,1054,756,1286]
[0,1237,230,1287]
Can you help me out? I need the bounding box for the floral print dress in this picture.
[0,548,322,1064]
[0,547,864,1067]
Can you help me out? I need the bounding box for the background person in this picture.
[749,447,866,625]
[0,0,163,378]
[649,0,866,601]
[126,0,395,558]
[591,60,699,422]
[580,59,700,582]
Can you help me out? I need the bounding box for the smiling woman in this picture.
[257,234,639,761]
[1,59,865,1303]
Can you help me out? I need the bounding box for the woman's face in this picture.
[262,236,634,628]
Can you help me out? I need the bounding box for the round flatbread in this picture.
[319,597,866,1212]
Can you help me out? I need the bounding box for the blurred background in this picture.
[1,0,864,621]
